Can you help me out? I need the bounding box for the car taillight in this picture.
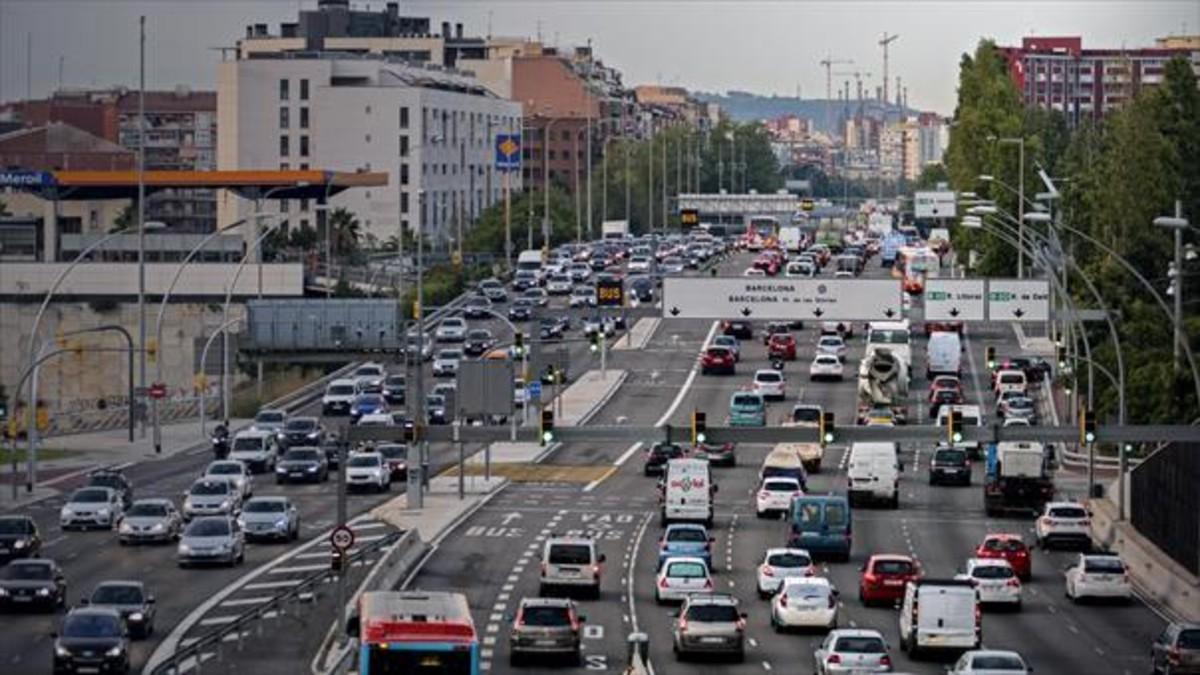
[677,615,688,631]
[592,564,601,578]
[1168,647,1182,665]
[806,567,815,577]
[827,654,841,665]
[762,565,774,577]
[862,572,877,585]
[778,592,788,607]
[514,609,525,626]
[880,655,892,668]
[658,577,669,589]
[975,603,982,631]
[1006,578,1021,588]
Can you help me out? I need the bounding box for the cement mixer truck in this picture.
[857,346,910,425]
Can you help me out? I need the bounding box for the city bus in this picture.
[744,215,781,250]
[348,591,480,674]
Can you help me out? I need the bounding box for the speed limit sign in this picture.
[330,525,355,552]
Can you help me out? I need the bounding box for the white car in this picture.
[546,274,573,295]
[568,263,591,282]
[950,650,1032,674]
[228,429,278,473]
[321,378,358,415]
[813,628,893,674]
[743,267,766,277]
[583,315,617,337]
[435,317,468,342]
[60,487,124,530]
[956,558,1022,608]
[992,369,1027,398]
[203,460,254,500]
[753,369,786,401]
[654,556,713,604]
[350,363,386,392]
[1035,501,1092,550]
[1065,553,1131,603]
[433,349,463,377]
[569,286,596,308]
[627,255,652,273]
[345,452,390,492]
[756,547,816,598]
[756,477,802,519]
[356,413,395,427]
[771,577,838,631]
[522,287,550,307]
[816,335,848,360]
[809,354,844,381]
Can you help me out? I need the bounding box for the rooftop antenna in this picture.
[487,10,493,39]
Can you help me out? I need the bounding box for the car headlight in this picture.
[128,612,144,623]
[306,465,318,472]
[97,507,110,517]
[60,507,74,517]
[178,543,191,554]
[274,519,288,529]
[119,522,133,534]
[13,539,27,549]
[219,500,231,510]
[37,587,50,596]
[151,523,165,532]
[105,645,123,658]
[275,466,287,474]
[0,587,9,596]
[55,645,70,658]
[307,431,320,438]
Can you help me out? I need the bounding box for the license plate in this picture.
[290,473,304,478]
[535,639,559,647]
[12,595,32,602]
[77,668,100,674]
[884,579,903,586]
[557,570,579,577]
[701,637,726,644]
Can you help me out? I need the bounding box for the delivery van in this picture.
[661,458,715,526]
[926,331,962,379]
[898,579,981,657]
[787,495,852,561]
[846,442,901,508]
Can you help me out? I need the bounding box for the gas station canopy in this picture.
[0,169,387,201]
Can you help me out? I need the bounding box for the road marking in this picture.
[483,636,496,646]
[612,441,645,467]
[198,615,238,627]
[1067,624,1080,634]
[763,661,772,670]
[218,596,276,608]
[243,579,304,591]
[269,563,328,575]
[486,623,500,633]
[350,521,388,531]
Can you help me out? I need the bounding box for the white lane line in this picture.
[269,563,329,575]
[350,521,387,531]
[612,441,645,467]
[197,615,238,627]
[243,579,303,591]
[626,512,652,634]
[656,321,720,428]
[763,661,772,670]
[218,596,276,608]
[486,623,500,633]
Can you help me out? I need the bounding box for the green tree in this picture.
[914,163,950,190]
[111,203,135,232]
[326,207,361,257]
[288,224,319,251]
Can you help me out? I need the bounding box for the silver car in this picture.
[202,460,254,500]
[177,517,245,567]
[814,628,893,674]
[182,477,241,520]
[238,496,300,542]
[60,487,124,530]
[433,349,463,378]
[117,499,182,545]
[672,594,746,662]
[252,408,288,434]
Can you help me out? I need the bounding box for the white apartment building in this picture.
[217,54,522,244]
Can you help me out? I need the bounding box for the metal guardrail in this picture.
[151,531,404,675]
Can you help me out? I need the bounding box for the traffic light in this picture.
[403,420,420,443]
[948,409,964,444]
[819,411,835,446]
[691,410,707,445]
[146,338,158,363]
[1057,345,1067,370]
[589,332,600,353]
[985,346,996,370]
[1080,409,1097,444]
[540,409,555,445]
[330,550,344,572]
[513,332,525,357]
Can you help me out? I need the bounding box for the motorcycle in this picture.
[210,427,230,460]
[770,357,786,372]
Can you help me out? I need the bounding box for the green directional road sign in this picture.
[988,291,1016,302]
[926,291,951,301]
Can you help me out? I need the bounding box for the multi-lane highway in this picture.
[0,280,623,673]
[407,251,1167,675]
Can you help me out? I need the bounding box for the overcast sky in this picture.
[0,0,1195,115]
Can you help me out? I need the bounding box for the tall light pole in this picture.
[137,15,147,438]
[542,114,576,250]
[1154,201,1189,376]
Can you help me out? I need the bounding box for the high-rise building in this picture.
[998,35,1200,127]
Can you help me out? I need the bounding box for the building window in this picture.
[280,162,290,170]
[299,107,309,129]
[300,135,310,157]
[280,135,290,157]
[401,192,409,213]
[366,105,372,115]
[279,107,290,130]
[401,163,410,186]
[400,106,410,129]
[549,150,557,160]
[561,130,570,141]
[299,79,309,100]
[279,79,289,101]
[366,134,372,143]
[400,135,409,157]
[300,199,310,212]
[300,163,309,170]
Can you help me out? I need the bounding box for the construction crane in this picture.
[879,33,899,102]
[819,55,854,136]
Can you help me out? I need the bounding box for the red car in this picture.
[859,554,923,606]
[767,334,797,361]
[700,346,736,375]
[975,534,1032,581]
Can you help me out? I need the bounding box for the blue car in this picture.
[787,495,852,561]
[349,394,388,422]
[729,391,766,426]
[657,523,714,571]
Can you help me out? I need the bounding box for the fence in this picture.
[1130,442,1200,575]
[33,396,218,438]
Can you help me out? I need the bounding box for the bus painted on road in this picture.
[350,591,480,674]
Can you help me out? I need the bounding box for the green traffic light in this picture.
[1085,432,1096,444]
[952,432,963,443]
[542,430,554,443]
[696,432,707,444]
[823,431,834,444]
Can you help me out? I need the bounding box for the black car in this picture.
[0,515,41,563]
[508,299,534,322]
[426,394,448,425]
[85,470,133,509]
[0,558,66,611]
[721,320,754,340]
[539,317,565,341]
[643,442,686,476]
[275,447,329,484]
[629,277,655,302]
[84,580,156,639]
[278,416,324,449]
[52,607,130,674]
[463,329,496,356]
[1001,357,1053,384]
[929,445,971,486]
[382,374,406,405]
[463,295,493,320]
[376,444,409,479]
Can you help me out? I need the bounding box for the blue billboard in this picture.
[495,134,521,172]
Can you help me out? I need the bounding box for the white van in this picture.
[516,249,546,283]
[898,579,981,657]
[662,459,714,526]
[846,442,900,508]
[926,331,962,379]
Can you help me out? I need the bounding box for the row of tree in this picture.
[944,40,1199,424]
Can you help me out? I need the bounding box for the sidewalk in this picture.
[0,417,249,510]
[612,318,660,351]
[1089,496,1200,623]
[556,369,627,426]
